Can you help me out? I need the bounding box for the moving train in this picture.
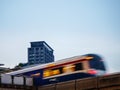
[6,54,106,86]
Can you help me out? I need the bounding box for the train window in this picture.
[63,65,75,73]
[52,69,60,75]
[75,63,83,71]
[43,70,52,78]
[43,67,63,78]
[52,67,62,74]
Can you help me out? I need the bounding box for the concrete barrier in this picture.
[1,73,120,90]
[37,73,120,90]
[99,86,120,90]
[76,77,97,90]
[98,73,120,88]
[38,84,55,90]
[56,80,75,90]
[0,88,23,90]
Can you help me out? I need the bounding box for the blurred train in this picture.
[6,54,106,86]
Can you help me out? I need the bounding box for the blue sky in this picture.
[0,0,120,73]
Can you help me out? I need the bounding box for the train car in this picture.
[5,54,106,86]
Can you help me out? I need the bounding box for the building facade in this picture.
[28,41,54,65]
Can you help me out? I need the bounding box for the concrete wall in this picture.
[37,73,120,90]
[0,88,23,90]
[56,80,75,90]
[0,73,120,90]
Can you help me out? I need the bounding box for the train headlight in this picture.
[88,69,97,75]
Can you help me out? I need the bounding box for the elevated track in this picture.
[0,72,120,90]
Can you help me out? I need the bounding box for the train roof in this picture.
[5,55,87,75]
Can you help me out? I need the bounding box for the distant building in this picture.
[28,41,54,65]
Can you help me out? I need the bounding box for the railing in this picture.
[0,74,33,90]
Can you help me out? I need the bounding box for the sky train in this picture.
[6,54,106,86]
